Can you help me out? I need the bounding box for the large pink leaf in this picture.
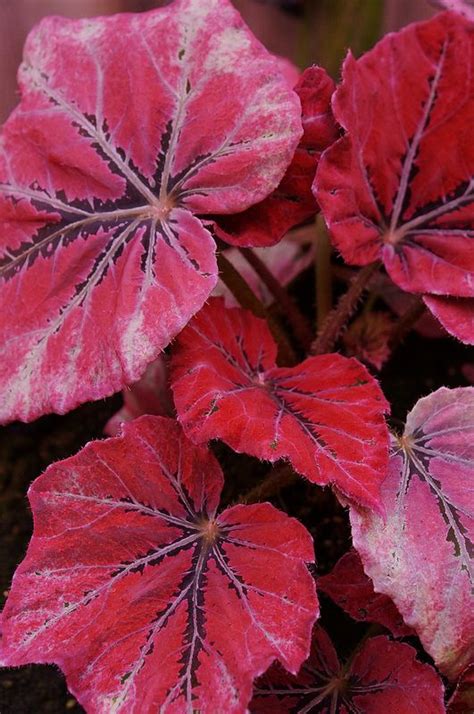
[251,626,445,713]
[0,0,302,424]
[171,298,389,511]
[0,416,317,713]
[214,66,339,247]
[318,549,413,637]
[315,12,474,344]
[351,387,474,680]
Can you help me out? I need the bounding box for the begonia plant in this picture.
[0,1,472,712]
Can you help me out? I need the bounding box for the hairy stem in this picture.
[311,261,381,355]
[238,247,313,351]
[239,464,298,505]
[316,218,333,333]
[217,252,296,366]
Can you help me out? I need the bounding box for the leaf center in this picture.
[143,195,175,222]
[198,517,221,546]
[383,227,406,245]
[397,433,415,455]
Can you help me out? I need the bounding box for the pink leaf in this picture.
[273,55,301,88]
[0,416,317,713]
[171,298,389,511]
[351,387,474,680]
[318,549,414,637]
[251,626,445,713]
[315,12,474,344]
[0,0,302,424]
[429,1,474,21]
[104,356,174,437]
[214,66,339,247]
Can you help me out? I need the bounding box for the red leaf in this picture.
[423,295,474,344]
[171,298,389,511]
[318,549,414,638]
[0,416,317,713]
[448,665,474,713]
[369,270,446,339]
[351,387,474,680]
[342,311,394,370]
[214,66,339,248]
[104,356,173,437]
[251,626,445,713]
[0,0,302,423]
[315,13,474,344]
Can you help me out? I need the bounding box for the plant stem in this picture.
[217,252,296,366]
[315,218,333,333]
[389,297,425,351]
[238,247,313,351]
[239,464,298,505]
[311,261,381,355]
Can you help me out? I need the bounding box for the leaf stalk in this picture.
[217,252,296,366]
[311,261,381,355]
[238,247,313,351]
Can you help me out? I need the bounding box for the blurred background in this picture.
[0,0,436,123]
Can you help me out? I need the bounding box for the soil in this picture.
[0,331,471,712]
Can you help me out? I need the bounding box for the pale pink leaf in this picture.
[318,549,414,637]
[351,387,474,680]
[0,0,302,423]
[430,1,474,21]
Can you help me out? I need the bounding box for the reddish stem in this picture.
[239,247,313,350]
[311,261,381,355]
[217,252,296,366]
[316,220,333,333]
